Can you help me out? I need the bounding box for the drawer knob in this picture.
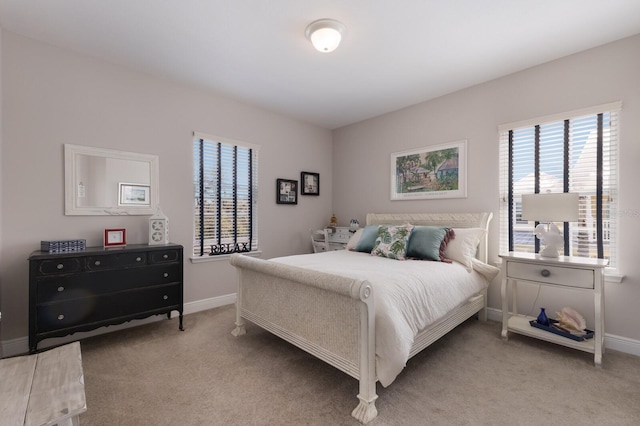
[94,260,101,266]
[163,295,168,300]
[58,314,65,320]
[163,254,169,259]
[57,286,65,292]
[136,257,142,262]
[541,269,551,277]
[163,272,169,278]
[57,263,64,270]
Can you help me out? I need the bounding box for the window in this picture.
[499,102,620,271]
[193,132,259,257]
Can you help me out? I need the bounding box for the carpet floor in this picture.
[77,305,640,425]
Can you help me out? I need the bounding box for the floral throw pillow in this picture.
[371,224,414,260]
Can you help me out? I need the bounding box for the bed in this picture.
[230,212,495,423]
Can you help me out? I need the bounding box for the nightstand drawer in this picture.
[507,261,594,289]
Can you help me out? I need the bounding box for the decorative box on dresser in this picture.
[500,252,608,366]
[29,243,184,353]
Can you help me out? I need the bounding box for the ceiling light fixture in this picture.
[305,19,346,53]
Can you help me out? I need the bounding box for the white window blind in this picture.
[499,102,620,271]
[193,132,259,257]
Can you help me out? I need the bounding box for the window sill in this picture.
[190,250,262,264]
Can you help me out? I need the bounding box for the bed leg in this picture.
[352,394,378,424]
[231,322,246,337]
[477,289,488,322]
[231,277,246,337]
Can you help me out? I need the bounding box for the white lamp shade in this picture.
[305,19,346,53]
[521,193,579,222]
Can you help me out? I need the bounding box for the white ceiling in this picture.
[1,1,639,129]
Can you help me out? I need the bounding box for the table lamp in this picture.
[521,193,579,258]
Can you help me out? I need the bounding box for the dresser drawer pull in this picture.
[57,263,64,270]
[94,260,101,266]
[163,254,169,259]
[57,286,65,292]
[540,269,551,277]
[136,257,142,262]
[163,272,169,278]
[163,295,168,300]
[58,314,65,320]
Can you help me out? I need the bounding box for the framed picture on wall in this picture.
[390,140,467,200]
[276,178,298,205]
[301,171,320,195]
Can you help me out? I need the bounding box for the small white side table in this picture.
[500,252,608,366]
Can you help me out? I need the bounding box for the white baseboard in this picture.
[1,294,236,358]
[3,300,638,359]
[486,307,640,357]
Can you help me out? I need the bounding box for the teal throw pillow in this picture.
[354,225,380,253]
[406,226,450,261]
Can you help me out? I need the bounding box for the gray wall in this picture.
[0,31,333,351]
[2,28,639,355]
[332,34,640,343]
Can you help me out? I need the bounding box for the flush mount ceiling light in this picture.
[305,18,346,53]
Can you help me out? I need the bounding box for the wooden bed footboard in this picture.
[229,253,379,423]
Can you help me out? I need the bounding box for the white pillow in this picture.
[444,228,487,270]
[346,228,364,250]
[470,258,500,281]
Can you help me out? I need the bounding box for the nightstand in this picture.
[500,252,608,366]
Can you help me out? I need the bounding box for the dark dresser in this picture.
[28,243,183,352]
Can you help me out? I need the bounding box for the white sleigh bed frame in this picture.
[230,212,493,423]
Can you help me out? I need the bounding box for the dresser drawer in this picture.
[32,258,83,276]
[507,261,594,289]
[86,252,147,270]
[36,264,181,303]
[327,227,352,244]
[149,249,181,264]
[36,284,182,332]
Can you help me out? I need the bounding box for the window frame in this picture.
[498,102,621,277]
[192,131,259,260]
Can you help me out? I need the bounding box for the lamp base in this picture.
[534,222,563,258]
[539,245,560,258]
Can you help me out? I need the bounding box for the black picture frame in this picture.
[276,178,298,205]
[301,171,320,196]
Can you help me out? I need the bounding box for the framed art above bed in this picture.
[390,140,467,201]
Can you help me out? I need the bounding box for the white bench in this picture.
[0,341,87,426]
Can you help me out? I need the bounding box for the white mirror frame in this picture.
[64,144,160,215]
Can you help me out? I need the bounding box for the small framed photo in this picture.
[119,183,151,206]
[276,179,298,205]
[301,172,320,196]
[104,228,127,247]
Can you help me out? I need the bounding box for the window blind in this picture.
[499,103,620,270]
[193,133,259,257]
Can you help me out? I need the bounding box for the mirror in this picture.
[65,144,159,215]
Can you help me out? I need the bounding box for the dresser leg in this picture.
[179,313,184,331]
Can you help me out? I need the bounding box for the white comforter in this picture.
[271,250,490,387]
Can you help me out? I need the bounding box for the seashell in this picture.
[555,306,587,332]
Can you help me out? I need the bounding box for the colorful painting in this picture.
[390,140,467,200]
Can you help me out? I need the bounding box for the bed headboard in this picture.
[365,212,493,263]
